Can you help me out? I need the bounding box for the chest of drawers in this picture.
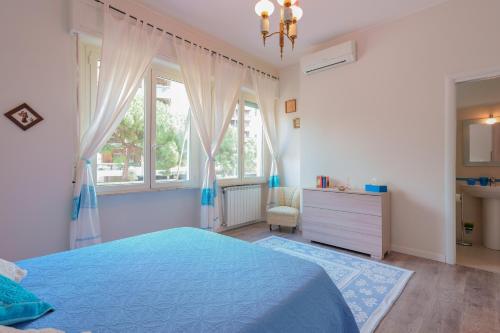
[302,188,390,259]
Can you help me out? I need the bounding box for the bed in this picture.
[14,227,358,333]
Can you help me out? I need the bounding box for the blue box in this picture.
[365,184,388,193]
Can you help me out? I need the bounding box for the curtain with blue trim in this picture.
[251,72,280,208]
[174,43,246,231]
[70,1,162,249]
[71,160,101,248]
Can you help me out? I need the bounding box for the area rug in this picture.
[254,236,413,333]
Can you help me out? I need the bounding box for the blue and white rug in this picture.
[254,236,413,333]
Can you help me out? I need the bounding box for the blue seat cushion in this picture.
[0,274,53,325]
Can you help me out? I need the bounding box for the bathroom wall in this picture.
[456,103,500,178]
[455,103,500,244]
[457,78,500,109]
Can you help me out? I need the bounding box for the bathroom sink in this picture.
[461,185,500,199]
[461,185,500,250]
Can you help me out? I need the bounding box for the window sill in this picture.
[96,178,266,196]
[97,184,198,197]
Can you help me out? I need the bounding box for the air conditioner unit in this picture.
[300,40,357,75]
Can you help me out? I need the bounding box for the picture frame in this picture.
[285,99,297,113]
[4,103,43,131]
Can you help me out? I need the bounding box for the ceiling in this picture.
[140,0,448,68]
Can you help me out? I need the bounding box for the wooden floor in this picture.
[223,222,500,333]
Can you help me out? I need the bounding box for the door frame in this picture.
[444,67,500,264]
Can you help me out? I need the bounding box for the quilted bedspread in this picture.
[15,227,358,333]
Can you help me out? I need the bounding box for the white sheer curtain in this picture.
[174,42,246,230]
[251,72,280,207]
[212,57,247,230]
[71,2,162,249]
[174,42,215,230]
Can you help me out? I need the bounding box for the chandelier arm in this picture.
[265,31,282,38]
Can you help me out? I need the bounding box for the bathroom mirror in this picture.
[463,117,500,166]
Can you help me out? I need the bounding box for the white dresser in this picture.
[302,188,390,259]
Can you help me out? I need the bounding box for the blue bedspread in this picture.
[15,228,357,333]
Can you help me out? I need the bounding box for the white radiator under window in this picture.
[222,185,262,228]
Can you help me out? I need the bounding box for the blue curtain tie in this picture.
[71,184,97,221]
[268,175,280,188]
[201,180,218,206]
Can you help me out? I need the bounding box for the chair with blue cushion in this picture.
[267,187,300,233]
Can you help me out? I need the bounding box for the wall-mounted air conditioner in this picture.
[300,40,357,75]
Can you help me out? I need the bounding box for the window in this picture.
[216,108,239,179]
[216,94,264,183]
[153,75,191,184]
[80,41,197,194]
[243,102,263,178]
[97,81,146,185]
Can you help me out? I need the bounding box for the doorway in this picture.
[445,68,500,272]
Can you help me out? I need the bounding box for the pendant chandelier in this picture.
[254,0,303,60]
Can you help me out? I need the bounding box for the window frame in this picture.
[150,63,199,190]
[80,41,199,195]
[93,70,152,195]
[217,92,267,187]
[80,40,265,195]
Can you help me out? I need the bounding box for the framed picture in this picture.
[285,99,297,113]
[4,103,43,131]
[293,118,300,128]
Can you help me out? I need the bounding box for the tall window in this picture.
[243,102,263,178]
[154,75,190,183]
[216,108,239,179]
[81,42,196,193]
[97,81,146,185]
[216,95,264,182]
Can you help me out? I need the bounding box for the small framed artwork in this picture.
[4,103,43,131]
[285,99,297,113]
[293,118,300,129]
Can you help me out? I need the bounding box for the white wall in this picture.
[277,64,301,187]
[0,0,76,261]
[0,0,275,261]
[279,0,500,261]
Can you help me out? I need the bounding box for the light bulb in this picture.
[291,5,303,20]
[255,0,275,16]
[277,0,298,6]
[487,114,496,125]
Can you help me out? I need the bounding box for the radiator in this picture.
[222,185,262,228]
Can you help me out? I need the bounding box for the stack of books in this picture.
[316,176,330,188]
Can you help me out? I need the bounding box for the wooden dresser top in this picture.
[303,187,389,197]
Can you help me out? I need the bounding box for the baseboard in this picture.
[391,244,445,262]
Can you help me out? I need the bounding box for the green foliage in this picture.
[155,98,188,178]
[101,89,145,181]
[244,137,258,176]
[216,126,238,177]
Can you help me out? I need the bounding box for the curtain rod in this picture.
[93,0,279,80]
